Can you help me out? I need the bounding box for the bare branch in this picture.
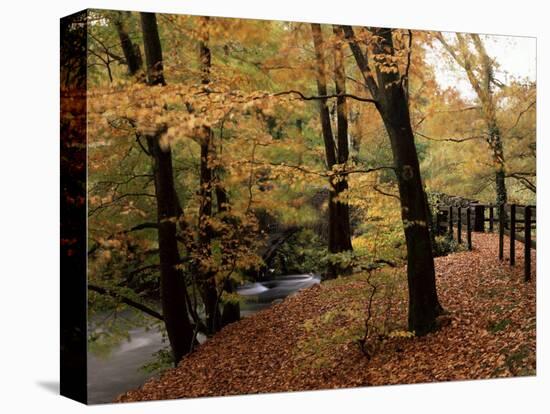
[506,100,536,133]
[243,160,394,178]
[273,89,377,104]
[414,130,485,143]
[373,184,400,200]
[506,173,536,193]
[88,192,156,216]
[89,284,164,321]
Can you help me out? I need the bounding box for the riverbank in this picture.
[88,274,321,404]
[117,233,536,403]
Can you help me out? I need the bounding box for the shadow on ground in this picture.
[36,381,59,395]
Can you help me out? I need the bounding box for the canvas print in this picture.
[60,9,536,405]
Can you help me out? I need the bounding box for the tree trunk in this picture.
[495,168,507,206]
[196,19,222,333]
[476,35,508,206]
[381,116,443,334]
[146,132,194,363]
[197,128,221,333]
[311,23,353,278]
[437,33,508,207]
[331,25,353,259]
[374,28,443,334]
[424,190,438,251]
[220,278,240,327]
[140,12,194,363]
[310,24,337,168]
[140,12,165,86]
[215,181,241,326]
[113,11,142,76]
[344,26,443,335]
[488,122,507,206]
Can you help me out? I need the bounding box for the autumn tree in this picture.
[499,81,536,196]
[343,26,444,335]
[82,13,537,382]
[310,24,353,277]
[435,33,508,206]
[139,11,195,363]
[193,16,224,333]
[112,11,142,76]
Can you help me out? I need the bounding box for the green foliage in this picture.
[271,229,327,275]
[294,268,409,371]
[88,306,162,358]
[504,345,534,376]
[84,11,535,373]
[297,307,366,370]
[487,318,512,333]
[140,346,174,374]
[221,291,242,305]
[433,235,466,257]
[325,250,356,272]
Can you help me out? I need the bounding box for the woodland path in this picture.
[117,232,536,403]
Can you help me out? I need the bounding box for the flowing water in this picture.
[87,273,321,404]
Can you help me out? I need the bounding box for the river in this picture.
[87,273,321,404]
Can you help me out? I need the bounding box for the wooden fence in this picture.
[436,203,536,282]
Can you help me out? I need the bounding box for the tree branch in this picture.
[273,89,377,104]
[373,184,400,200]
[341,25,380,100]
[414,130,485,143]
[506,100,536,133]
[88,284,164,321]
[401,30,413,101]
[339,166,396,177]
[88,222,158,255]
[506,173,536,193]
[243,160,394,178]
[88,192,156,216]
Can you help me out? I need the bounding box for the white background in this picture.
[0,0,547,412]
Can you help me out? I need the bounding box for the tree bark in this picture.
[113,11,142,76]
[140,12,194,363]
[311,24,337,167]
[214,177,241,326]
[331,25,353,259]
[140,12,165,86]
[196,18,222,333]
[344,26,443,335]
[197,127,221,333]
[311,23,353,278]
[489,121,507,206]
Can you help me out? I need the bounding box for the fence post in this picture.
[467,207,472,250]
[510,204,516,266]
[473,205,485,231]
[499,204,504,260]
[524,206,532,282]
[489,206,494,232]
[457,206,462,244]
[448,206,453,240]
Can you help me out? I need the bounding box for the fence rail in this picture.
[436,203,536,282]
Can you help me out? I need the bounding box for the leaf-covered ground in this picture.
[117,233,535,402]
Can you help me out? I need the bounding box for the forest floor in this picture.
[117,232,536,403]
